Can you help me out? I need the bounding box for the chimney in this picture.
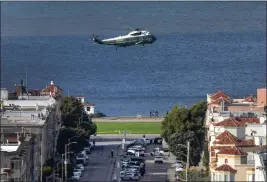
[51,81,54,85]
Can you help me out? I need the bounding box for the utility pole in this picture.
[64,144,67,182]
[186,141,190,182]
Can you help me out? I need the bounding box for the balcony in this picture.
[247,159,255,165]
[11,169,21,179]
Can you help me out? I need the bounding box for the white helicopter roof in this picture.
[103,30,152,41]
[128,30,151,36]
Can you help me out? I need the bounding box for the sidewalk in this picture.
[107,145,121,181]
[165,152,177,182]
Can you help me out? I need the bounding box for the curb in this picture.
[107,145,121,181]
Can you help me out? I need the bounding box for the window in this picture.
[225,158,228,163]
[130,32,142,36]
[213,173,215,181]
[224,174,229,181]
[218,174,222,181]
[230,174,235,181]
[87,107,90,111]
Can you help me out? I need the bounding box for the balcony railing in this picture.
[247,159,255,165]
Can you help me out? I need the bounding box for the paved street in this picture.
[114,143,176,182]
[78,134,176,182]
[80,144,118,181]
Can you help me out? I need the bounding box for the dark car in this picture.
[154,137,163,144]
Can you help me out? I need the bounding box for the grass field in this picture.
[96,122,162,134]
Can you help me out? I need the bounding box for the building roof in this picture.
[213,130,255,146]
[215,164,237,173]
[209,97,232,105]
[0,145,19,152]
[243,95,256,102]
[213,118,247,127]
[235,117,260,124]
[42,81,63,92]
[238,139,254,147]
[211,146,233,151]
[216,147,248,156]
[210,91,230,100]
[214,130,238,145]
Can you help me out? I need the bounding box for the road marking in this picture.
[146,172,167,175]
[85,166,109,169]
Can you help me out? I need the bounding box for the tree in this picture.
[202,142,210,173]
[57,96,98,154]
[41,166,52,181]
[57,163,73,180]
[60,96,84,127]
[178,169,210,181]
[161,101,207,166]
[169,131,202,166]
[56,127,89,154]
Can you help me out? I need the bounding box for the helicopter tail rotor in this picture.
[90,34,99,44]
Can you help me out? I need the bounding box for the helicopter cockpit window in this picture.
[130,32,142,36]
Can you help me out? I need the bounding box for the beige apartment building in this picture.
[206,89,266,181]
[0,80,63,182]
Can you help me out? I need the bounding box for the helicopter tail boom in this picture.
[91,34,103,44]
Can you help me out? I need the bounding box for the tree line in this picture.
[42,96,97,181]
[161,101,207,167]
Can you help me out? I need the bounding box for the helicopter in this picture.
[90,27,157,51]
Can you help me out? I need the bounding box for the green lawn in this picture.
[96,122,162,134]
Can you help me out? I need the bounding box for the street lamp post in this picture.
[64,142,77,182]
[68,136,80,161]
[61,152,73,181]
[175,141,190,182]
[46,174,60,182]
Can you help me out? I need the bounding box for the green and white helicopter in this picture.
[90,27,157,51]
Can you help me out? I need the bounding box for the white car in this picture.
[75,166,84,172]
[73,170,82,177]
[76,164,84,171]
[152,147,164,156]
[71,173,81,181]
[176,167,184,172]
[154,156,164,163]
[84,146,91,152]
[121,173,140,181]
[127,149,136,155]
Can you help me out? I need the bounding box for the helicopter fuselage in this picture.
[92,30,157,48]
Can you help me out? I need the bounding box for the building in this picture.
[75,96,95,115]
[0,80,63,182]
[254,153,267,181]
[257,88,267,106]
[1,135,34,182]
[207,90,266,114]
[206,89,267,181]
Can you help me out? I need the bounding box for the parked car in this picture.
[120,172,140,181]
[151,147,164,156]
[154,137,163,144]
[73,170,82,177]
[154,156,164,163]
[75,165,84,172]
[71,173,81,181]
